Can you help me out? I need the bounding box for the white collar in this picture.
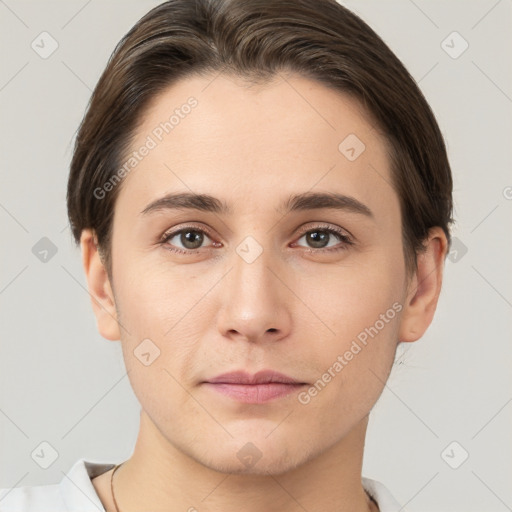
[57,458,405,512]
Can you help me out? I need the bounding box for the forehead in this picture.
[116,71,395,217]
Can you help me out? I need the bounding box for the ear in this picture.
[80,228,120,341]
[398,227,448,343]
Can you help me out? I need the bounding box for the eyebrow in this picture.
[140,191,374,218]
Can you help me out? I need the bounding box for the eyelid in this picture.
[159,223,215,243]
[295,222,352,240]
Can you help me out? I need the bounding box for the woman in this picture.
[0,0,452,510]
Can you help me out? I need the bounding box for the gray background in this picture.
[1,1,511,511]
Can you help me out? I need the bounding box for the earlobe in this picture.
[80,229,121,341]
[398,227,448,343]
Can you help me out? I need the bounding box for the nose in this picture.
[216,241,292,344]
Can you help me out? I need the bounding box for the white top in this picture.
[0,458,407,511]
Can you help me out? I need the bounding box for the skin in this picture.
[82,72,447,512]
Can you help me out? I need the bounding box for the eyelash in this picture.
[159,223,354,255]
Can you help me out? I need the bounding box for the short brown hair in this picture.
[67,0,454,279]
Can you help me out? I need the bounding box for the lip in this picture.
[205,370,303,385]
[203,370,307,404]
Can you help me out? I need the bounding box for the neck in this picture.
[111,410,378,512]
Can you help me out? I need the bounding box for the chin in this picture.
[201,452,308,476]
[189,435,316,477]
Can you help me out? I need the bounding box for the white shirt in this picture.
[0,458,407,511]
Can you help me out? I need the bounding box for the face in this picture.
[97,72,412,474]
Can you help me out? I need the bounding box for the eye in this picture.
[293,225,353,252]
[160,225,218,254]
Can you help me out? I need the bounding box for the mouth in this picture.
[202,370,308,404]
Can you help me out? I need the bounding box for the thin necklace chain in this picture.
[110,462,379,512]
[110,462,123,512]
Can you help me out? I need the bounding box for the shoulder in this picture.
[362,476,407,512]
[0,458,116,512]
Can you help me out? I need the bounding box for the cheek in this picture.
[113,261,213,394]
[115,255,212,335]
[116,285,202,427]
[305,249,403,339]
[296,257,403,409]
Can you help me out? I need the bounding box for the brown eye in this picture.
[177,229,205,250]
[303,230,331,249]
[295,226,352,252]
[161,227,214,253]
